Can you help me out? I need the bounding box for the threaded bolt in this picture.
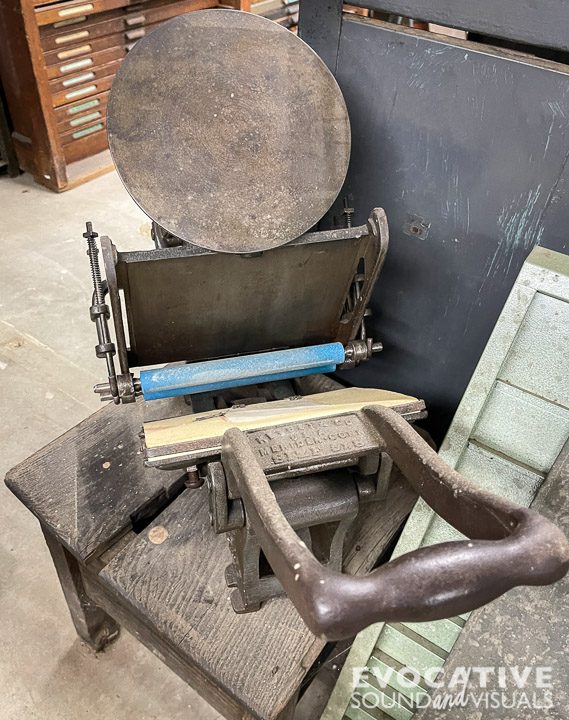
[343,197,354,228]
[83,221,103,303]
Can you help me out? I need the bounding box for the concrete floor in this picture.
[0,171,221,719]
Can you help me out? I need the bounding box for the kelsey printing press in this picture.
[80,10,568,640]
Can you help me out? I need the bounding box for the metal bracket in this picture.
[85,208,389,403]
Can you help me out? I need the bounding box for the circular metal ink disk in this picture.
[107,9,351,253]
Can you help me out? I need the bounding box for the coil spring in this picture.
[84,221,103,303]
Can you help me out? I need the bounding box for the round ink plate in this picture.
[107,10,351,253]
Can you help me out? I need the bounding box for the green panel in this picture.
[377,626,445,671]
[498,292,569,408]
[472,380,569,473]
[367,656,428,702]
[69,111,102,127]
[62,70,95,87]
[421,515,462,546]
[456,441,543,505]
[60,57,93,73]
[65,85,97,100]
[400,619,462,654]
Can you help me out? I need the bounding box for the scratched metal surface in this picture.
[107,9,350,253]
[317,16,569,441]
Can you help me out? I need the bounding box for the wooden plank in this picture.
[350,678,414,720]
[101,487,316,719]
[82,565,252,720]
[64,147,114,189]
[5,401,185,560]
[99,471,414,719]
[354,0,569,52]
[42,527,120,650]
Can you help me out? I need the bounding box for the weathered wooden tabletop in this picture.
[6,400,416,719]
[5,400,183,561]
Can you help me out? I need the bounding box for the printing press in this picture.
[81,10,569,641]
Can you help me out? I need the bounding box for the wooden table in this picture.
[5,399,416,719]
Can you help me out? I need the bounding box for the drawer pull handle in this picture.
[57,44,92,60]
[60,57,93,74]
[65,84,97,100]
[53,15,87,28]
[70,110,102,127]
[62,71,95,87]
[125,14,146,26]
[67,97,100,115]
[72,122,104,139]
[58,3,94,18]
[55,30,89,44]
[125,28,145,40]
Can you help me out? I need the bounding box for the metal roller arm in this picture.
[222,405,569,641]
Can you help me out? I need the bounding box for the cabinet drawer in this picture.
[39,0,217,46]
[40,8,126,51]
[43,20,164,65]
[50,63,118,107]
[60,115,107,145]
[44,26,127,63]
[58,105,106,135]
[49,57,120,92]
[63,123,109,163]
[35,0,133,27]
[55,89,109,122]
[46,45,125,79]
[40,0,156,52]
[122,0,218,27]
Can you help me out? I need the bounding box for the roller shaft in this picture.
[140,343,345,401]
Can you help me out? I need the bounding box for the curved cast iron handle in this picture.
[222,405,569,641]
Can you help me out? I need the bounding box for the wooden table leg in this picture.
[42,526,120,651]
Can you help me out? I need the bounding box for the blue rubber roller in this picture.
[140,343,346,400]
